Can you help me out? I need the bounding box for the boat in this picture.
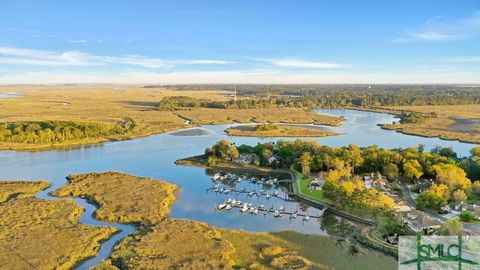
[248,207,255,214]
[290,213,297,219]
[241,204,249,213]
[266,194,271,199]
[223,189,230,194]
[303,215,310,221]
[279,205,285,212]
[258,204,264,209]
[225,204,233,210]
[227,198,232,203]
[213,173,221,181]
[217,203,227,210]
[253,208,259,215]
[273,211,281,218]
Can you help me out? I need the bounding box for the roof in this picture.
[466,205,480,216]
[411,213,442,228]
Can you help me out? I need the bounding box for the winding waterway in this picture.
[0,109,478,269]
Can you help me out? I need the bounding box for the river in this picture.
[0,109,477,269]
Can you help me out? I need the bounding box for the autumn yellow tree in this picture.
[432,163,472,191]
[298,152,313,175]
[403,159,423,180]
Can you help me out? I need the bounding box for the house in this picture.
[308,177,325,191]
[448,202,466,213]
[414,179,433,193]
[403,210,442,232]
[233,153,260,165]
[395,201,412,213]
[267,156,277,164]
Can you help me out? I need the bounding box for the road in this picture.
[400,181,479,234]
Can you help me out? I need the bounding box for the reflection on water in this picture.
[0,109,477,268]
[193,169,327,234]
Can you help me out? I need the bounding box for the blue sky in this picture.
[0,0,479,84]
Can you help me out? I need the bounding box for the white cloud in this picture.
[394,11,480,42]
[412,32,460,41]
[265,58,347,69]
[69,39,89,44]
[0,46,231,68]
[1,70,479,84]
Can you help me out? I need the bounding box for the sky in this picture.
[0,0,479,84]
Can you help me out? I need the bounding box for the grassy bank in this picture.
[48,171,395,269]
[0,180,118,269]
[225,124,338,138]
[0,85,343,151]
[291,168,333,204]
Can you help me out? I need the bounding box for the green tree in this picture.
[383,163,400,181]
[416,184,449,210]
[379,216,407,236]
[459,211,476,222]
[436,219,463,236]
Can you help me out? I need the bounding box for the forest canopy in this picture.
[160,84,480,108]
[0,119,136,144]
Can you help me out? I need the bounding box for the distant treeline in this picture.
[0,118,136,144]
[160,84,480,107]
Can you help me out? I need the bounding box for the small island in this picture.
[225,124,338,138]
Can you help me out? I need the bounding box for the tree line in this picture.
[0,118,136,144]
[160,84,480,107]
[204,140,480,213]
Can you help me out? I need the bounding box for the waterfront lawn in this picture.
[292,168,333,204]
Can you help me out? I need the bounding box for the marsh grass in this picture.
[0,181,117,270]
[225,124,338,138]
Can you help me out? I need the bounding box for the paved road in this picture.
[400,181,479,234]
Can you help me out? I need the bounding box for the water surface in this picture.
[0,109,477,269]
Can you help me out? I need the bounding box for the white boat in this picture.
[290,213,297,219]
[273,190,279,196]
[247,202,253,207]
[258,204,264,209]
[241,204,249,213]
[217,203,227,210]
[303,215,310,221]
[225,204,233,210]
[253,208,259,215]
[279,205,285,212]
[227,198,233,203]
[223,189,230,194]
[249,207,255,214]
[273,211,281,218]
[213,173,221,181]
[266,194,271,199]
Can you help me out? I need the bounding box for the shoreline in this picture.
[176,155,378,226]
